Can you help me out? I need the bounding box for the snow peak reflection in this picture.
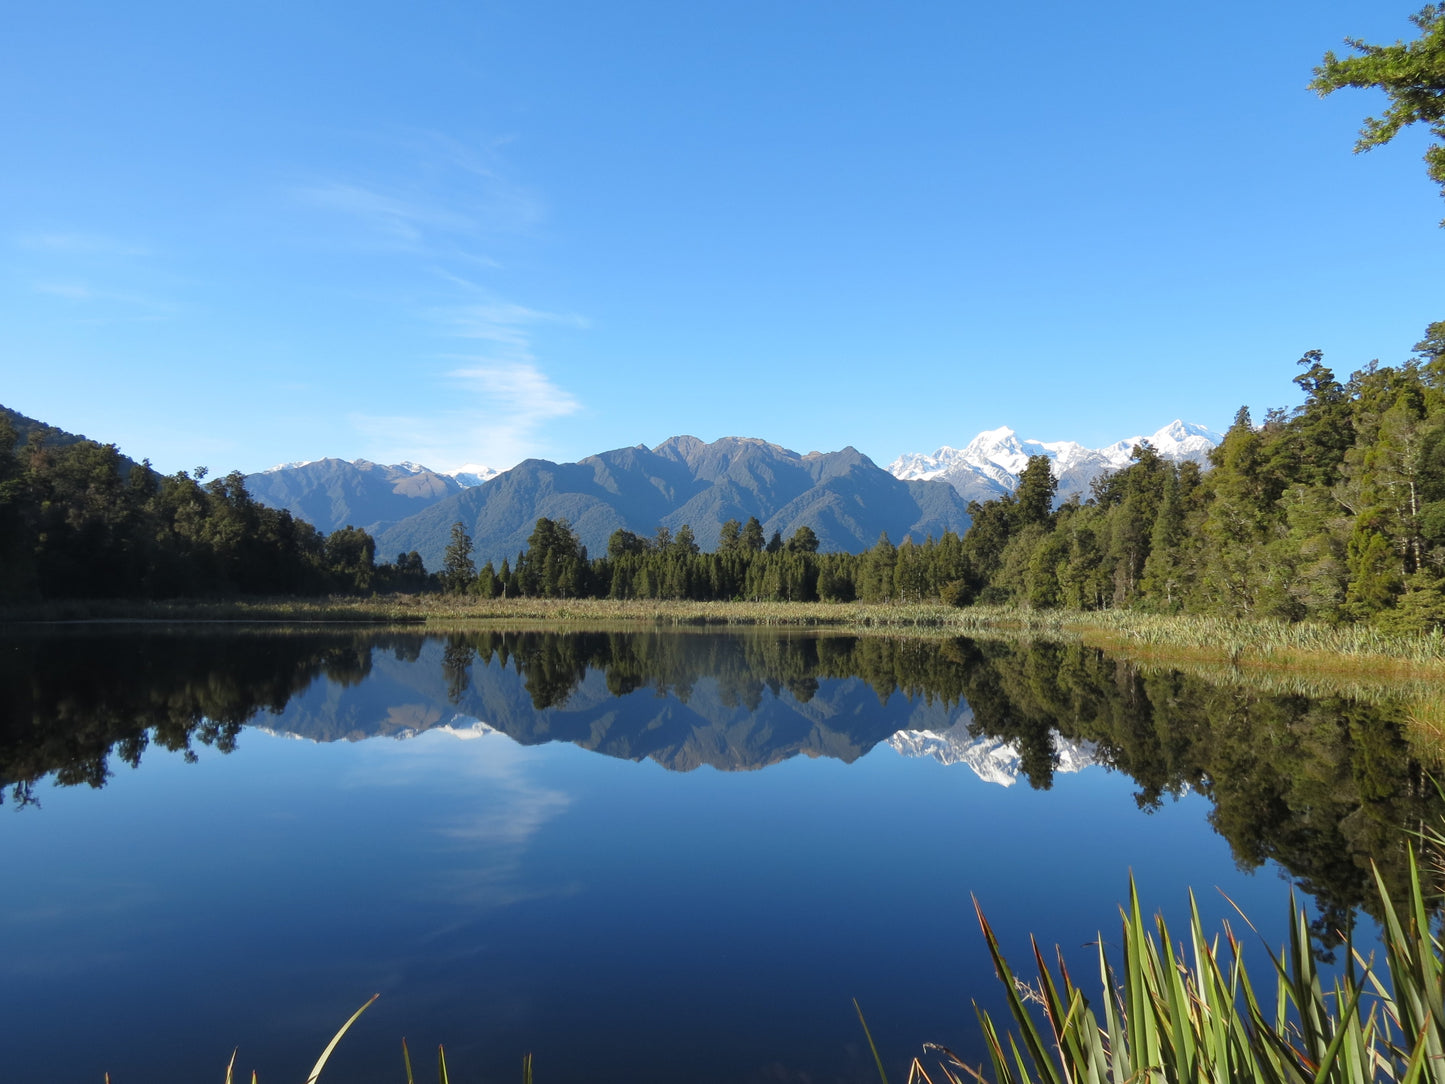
[2,625,1441,933]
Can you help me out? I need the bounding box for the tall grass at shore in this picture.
[12,594,1444,652]
[900,850,1445,1084]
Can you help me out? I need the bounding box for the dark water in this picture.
[1,627,1438,1083]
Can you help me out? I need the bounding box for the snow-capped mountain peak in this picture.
[888,420,1221,506]
[446,464,501,487]
[265,458,320,473]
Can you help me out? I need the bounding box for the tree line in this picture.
[440,510,975,605]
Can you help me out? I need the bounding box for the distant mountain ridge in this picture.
[3,402,1222,576]
[242,458,497,536]
[246,423,1222,569]
[888,420,1221,505]
[375,435,976,568]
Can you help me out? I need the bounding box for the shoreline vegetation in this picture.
[10,594,1445,682]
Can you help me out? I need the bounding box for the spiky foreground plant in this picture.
[903,854,1445,1084]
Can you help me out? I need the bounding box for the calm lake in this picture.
[2,626,1438,1083]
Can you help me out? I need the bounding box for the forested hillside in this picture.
[0,406,141,473]
[0,414,425,600]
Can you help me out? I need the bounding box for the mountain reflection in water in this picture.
[2,625,1441,939]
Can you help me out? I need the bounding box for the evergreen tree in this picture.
[476,560,500,599]
[1025,527,1069,609]
[857,532,897,602]
[1311,5,1445,213]
[1013,455,1057,528]
[1287,350,1354,486]
[1104,444,1167,606]
[740,516,765,552]
[785,525,820,553]
[442,521,477,594]
[960,497,1014,602]
[1199,407,1276,614]
[1140,468,1186,609]
[893,536,929,602]
[325,525,376,592]
[607,529,648,559]
[672,523,700,557]
[717,518,743,553]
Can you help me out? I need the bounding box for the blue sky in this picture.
[3,1,1441,476]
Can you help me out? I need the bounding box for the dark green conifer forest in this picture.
[0,415,426,600]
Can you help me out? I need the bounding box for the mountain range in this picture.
[3,401,1223,571]
[375,436,975,568]
[250,422,1221,568]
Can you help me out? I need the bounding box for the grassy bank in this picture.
[0,594,993,629]
[11,595,1445,682]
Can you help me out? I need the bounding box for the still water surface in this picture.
[1,627,1436,1083]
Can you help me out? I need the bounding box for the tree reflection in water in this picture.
[2,625,1440,945]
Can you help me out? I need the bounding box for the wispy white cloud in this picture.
[300,135,581,469]
[434,293,590,346]
[19,231,177,323]
[351,356,580,473]
[295,181,478,248]
[16,232,152,257]
[33,281,96,300]
[293,133,543,260]
[342,723,575,909]
[32,279,178,320]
